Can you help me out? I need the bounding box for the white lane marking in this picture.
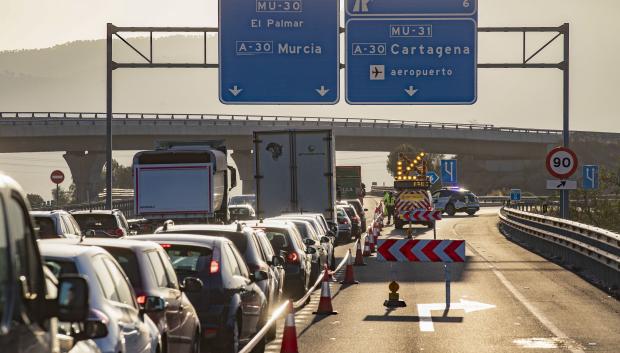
[465,226,585,353]
[416,299,495,332]
[513,338,560,349]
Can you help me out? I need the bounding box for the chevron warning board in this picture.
[400,210,442,222]
[377,239,465,262]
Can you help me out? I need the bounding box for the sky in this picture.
[0,0,619,198]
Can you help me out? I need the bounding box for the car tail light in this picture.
[203,328,217,339]
[210,259,220,274]
[136,294,147,305]
[161,244,172,249]
[114,228,124,237]
[338,218,348,224]
[287,252,299,264]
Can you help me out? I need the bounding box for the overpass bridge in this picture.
[1,112,616,199]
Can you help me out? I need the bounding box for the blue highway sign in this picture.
[219,0,339,104]
[346,0,477,17]
[582,165,599,190]
[441,160,458,185]
[345,18,477,104]
[427,171,439,185]
[510,189,521,201]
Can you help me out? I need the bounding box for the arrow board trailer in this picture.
[133,142,237,223]
[254,130,336,221]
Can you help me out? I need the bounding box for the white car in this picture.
[31,210,82,239]
[40,242,162,353]
[432,187,481,216]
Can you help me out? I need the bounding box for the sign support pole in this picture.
[444,263,451,315]
[106,23,113,210]
[433,220,437,240]
[560,23,570,219]
[56,184,60,208]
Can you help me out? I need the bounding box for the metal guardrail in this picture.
[499,207,620,289]
[0,112,566,135]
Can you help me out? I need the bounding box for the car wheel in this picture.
[446,203,457,216]
[466,210,477,216]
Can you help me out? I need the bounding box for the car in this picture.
[0,173,94,353]
[129,233,269,353]
[267,218,325,282]
[228,204,256,221]
[31,210,82,239]
[228,194,256,209]
[273,214,336,268]
[71,209,130,238]
[155,224,281,324]
[337,203,362,239]
[40,241,159,353]
[62,238,202,353]
[342,199,368,231]
[433,187,481,216]
[244,220,315,299]
[335,206,353,242]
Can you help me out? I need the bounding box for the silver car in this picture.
[40,241,161,353]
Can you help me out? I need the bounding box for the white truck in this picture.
[253,130,336,221]
[133,141,237,224]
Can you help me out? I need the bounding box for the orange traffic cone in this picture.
[363,237,371,257]
[313,265,338,315]
[354,240,366,266]
[280,301,299,353]
[368,228,376,253]
[340,249,359,285]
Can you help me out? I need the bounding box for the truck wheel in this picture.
[394,219,403,230]
[446,203,456,216]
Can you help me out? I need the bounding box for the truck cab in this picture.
[0,173,91,353]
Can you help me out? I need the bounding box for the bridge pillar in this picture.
[231,150,255,194]
[63,151,106,204]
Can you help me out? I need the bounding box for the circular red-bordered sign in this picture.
[545,147,578,179]
[50,170,65,184]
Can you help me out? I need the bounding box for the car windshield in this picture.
[43,258,79,278]
[229,195,255,206]
[72,214,117,231]
[34,216,57,239]
[167,230,248,253]
[343,207,357,219]
[163,245,213,274]
[102,247,142,291]
[263,230,289,251]
[337,209,347,218]
[230,207,250,216]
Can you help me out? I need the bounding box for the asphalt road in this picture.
[265,198,620,353]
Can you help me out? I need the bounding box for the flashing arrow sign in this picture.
[417,299,495,332]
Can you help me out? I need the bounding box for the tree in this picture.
[26,194,45,208]
[50,186,73,207]
[101,159,133,189]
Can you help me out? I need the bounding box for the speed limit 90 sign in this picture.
[546,147,578,179]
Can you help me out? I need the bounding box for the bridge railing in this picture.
[499,207,620,290]
[0,112,565,135]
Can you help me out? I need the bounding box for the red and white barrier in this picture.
[377,239,465,262]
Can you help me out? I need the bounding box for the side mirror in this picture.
[84,319,109,339]
[320,236,331,243]
[303,238,316,246]
[305,247,317,255]
[250,269,268,282]
[57,275,89,323]
[181,277,203,293]
[142,296,166,313]
[272,255,285,267]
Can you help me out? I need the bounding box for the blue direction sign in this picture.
[441,160,458,185]
[582,165,599,190]
[345,19,476,104]
[346,0,477,17]
[427,171,439,185]
[510,189,521,201]
[219,0,339,104]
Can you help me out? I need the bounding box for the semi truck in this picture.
[133,141,237,224]
[253,130,336,221]
[336,166,363,202]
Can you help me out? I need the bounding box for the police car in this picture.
[432,187,480,216]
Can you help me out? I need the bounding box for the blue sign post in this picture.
[219,0,339,104]
[345,0,477,105]
[440,160,458,185]
[427,171,440,185]
[510,189,521,201]
[582,165,599,190]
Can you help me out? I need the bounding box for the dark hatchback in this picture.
[75,238,202,353]
[132,234,269,353]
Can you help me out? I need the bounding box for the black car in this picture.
[132,234,269,353]
[75,238,202,353]
[338,203,362,238]
[246,220,315,299]
[155,224,282,320]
